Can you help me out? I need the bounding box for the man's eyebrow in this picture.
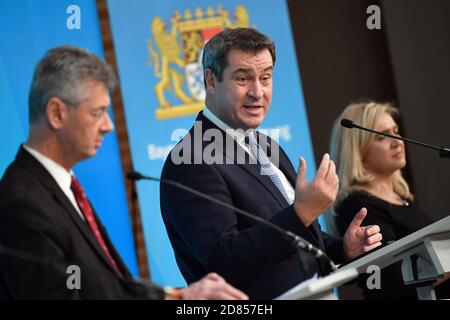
[93,105,109,110]
[232,66,274,75]
[232,68,252,75]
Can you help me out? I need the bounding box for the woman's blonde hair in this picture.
[325,101,413,234]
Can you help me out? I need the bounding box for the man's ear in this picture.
[46,97,68,130]
[204,69,217,94]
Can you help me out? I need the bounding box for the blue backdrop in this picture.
[0,0,138,276]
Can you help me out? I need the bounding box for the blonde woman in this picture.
[328,101,435,299]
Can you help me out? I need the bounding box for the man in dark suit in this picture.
[0,45,247,300]
[160,28,383,299]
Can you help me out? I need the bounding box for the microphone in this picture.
[126,170,338,272]
[341,118,450,158]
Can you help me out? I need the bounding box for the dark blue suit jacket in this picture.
[160,112,345,299]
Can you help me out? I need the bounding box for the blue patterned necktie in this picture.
[246,133,291,204]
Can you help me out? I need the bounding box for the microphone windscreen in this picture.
[126,170,142,181]
[340,118,354,128]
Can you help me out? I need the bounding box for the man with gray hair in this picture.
[0,45,247,300]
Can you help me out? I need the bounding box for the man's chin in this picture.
[84,149,98,159]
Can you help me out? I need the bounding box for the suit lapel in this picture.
[278,150,297,187]
[94,209,132,278]
[239,162,289,208]
[195,114,325,245]
[198,113,290,208]
[16,146,128,278]
[52,189,121,274]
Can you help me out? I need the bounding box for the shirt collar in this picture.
[202,106,254,145]
[23,144,74,191]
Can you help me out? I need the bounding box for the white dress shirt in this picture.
[202,107,295,204]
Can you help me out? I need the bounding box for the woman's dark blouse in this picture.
[335,190,433,299]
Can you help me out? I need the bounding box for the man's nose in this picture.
[248,80,264,99]
[101,112,115,132]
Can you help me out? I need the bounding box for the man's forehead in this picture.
[226,49,273,71]
[77,83,111,107]
[227,48,272,61]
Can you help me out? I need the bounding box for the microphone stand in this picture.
[341,119,450,159]
[127,170,338,274]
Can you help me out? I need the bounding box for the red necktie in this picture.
[70,175,122,277]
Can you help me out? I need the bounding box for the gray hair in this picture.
[202,27,276,86]
[28,45,116,123]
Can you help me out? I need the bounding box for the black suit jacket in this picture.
[0,146,160,299]
[160,112,344,299]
